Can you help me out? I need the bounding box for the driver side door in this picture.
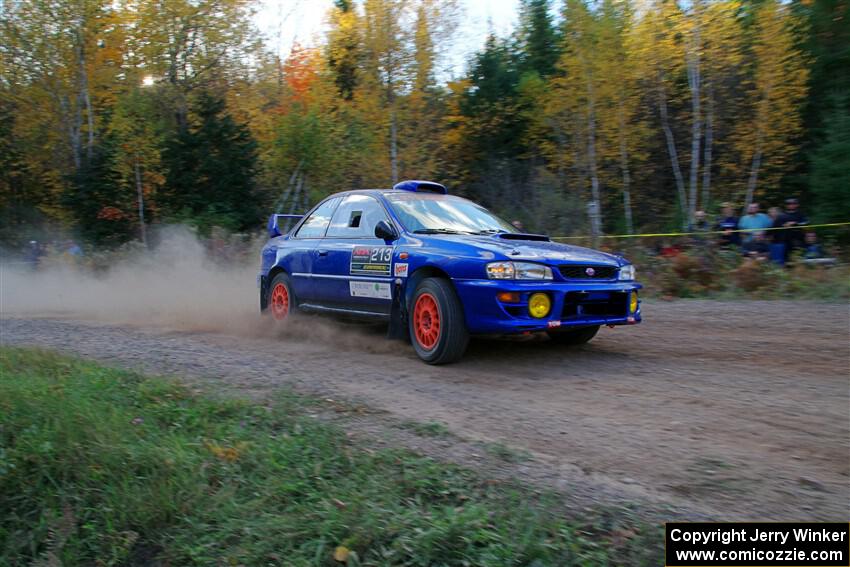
[311,194,396,314]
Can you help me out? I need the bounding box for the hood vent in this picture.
[497,233,551,242]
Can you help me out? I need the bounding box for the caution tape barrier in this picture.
[549,221,850,241]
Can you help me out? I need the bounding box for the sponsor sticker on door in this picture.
[349,281,392,299]
[350,246,392,276]
[393,262,409,277]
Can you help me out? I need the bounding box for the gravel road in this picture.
[3,300,848,521]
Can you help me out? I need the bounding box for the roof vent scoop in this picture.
[393,180,448,194]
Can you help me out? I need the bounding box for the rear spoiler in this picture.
[267,214,304,238]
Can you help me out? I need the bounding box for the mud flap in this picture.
[258,275,268,312]
[386,279,409,341]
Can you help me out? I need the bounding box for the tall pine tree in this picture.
[162,92,259,232]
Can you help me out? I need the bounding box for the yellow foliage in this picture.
[205,441,248,463]
[333,545,351,562]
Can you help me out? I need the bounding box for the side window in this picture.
[295,198,340,238]
[326,194,389,238]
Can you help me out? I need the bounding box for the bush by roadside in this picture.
[631,249,850,301]
[0,348,661,566]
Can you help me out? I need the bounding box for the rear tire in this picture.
[266,272,298,323]
[409,278,469,364]
[547,325,599,345]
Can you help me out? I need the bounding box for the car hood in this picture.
[433,233,624,266]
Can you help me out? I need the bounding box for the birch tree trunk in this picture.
[134,156,147,247]
[617,100,634,235]
[586,74,603,242]
[744,135,763,210]
[75,29,95,163]
[701,84,715,211]
[657,79,689,226]
[390,110,399,184]
[686,8,702,222]
[61,94,82,170]
[273,159,304,213]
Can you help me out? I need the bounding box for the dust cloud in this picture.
[1,227,260,334]
[0,226,406,354]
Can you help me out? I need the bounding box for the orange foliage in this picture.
[96,206,126,221]
[282,44,320,106]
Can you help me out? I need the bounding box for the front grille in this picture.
[558,265,618,280]
[562,291,628,319]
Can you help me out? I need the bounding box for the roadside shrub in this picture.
[731,259,770,292]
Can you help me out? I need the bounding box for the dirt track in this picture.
[2,300,848,521]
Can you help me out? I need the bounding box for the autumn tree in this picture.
[108,89,165,245]
[628,0,689,226]
[738,0,809,208]
[544,0,606,236]
[697,0,744,210]
[132,0,260,130]
[595,0,646,234]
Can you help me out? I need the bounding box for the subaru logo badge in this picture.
[585,267,595,276]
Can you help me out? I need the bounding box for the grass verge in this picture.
[0,347,661,566]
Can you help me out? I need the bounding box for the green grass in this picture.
[399,420,451,438]
[484,442,532,464]
[0,348,662,566]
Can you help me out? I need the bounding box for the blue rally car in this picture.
[259,180,641,364]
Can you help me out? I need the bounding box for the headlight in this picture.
[618,264,636,281]
[487,261,553,280]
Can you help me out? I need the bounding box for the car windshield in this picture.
[385,194,517,235]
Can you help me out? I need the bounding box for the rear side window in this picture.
[326,194,389,238]
[295,198,340,238]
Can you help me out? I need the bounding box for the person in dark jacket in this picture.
[776,198,808,261]
[767,206,785,264]
[715,203,739,247]
[742,231,770,260]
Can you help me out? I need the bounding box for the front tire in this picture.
[547,325,599,345]
[409,278,469,364]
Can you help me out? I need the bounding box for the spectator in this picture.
[24,240,44,269]
[738,202,772,244]
[742,231,769,261]
[776,198,808,260]
[767,207,785,265]
[715,203,739,247]
[800,231,837,266]
[691,210,709,231]
[65,240,83,258]
[803,231,824,259]
[689,210,713,254]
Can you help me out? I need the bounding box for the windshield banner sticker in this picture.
[351,246,392,276]
[349,281,392,299]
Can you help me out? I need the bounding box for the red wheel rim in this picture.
[270,282,290,320]
[413,292,440,350]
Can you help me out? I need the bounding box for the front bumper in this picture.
[453,279,642,334]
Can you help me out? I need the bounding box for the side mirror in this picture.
[374,220,399,241]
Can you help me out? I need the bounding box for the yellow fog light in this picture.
[528,293,551,319]
[630,291,639,313]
